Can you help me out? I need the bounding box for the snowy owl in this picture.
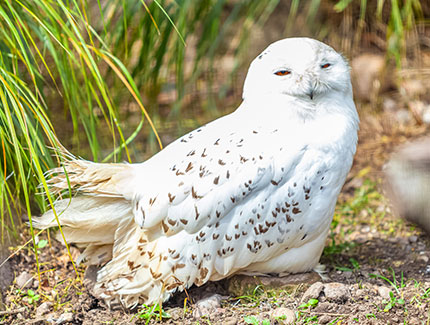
[35,37,359,308]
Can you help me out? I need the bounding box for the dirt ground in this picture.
[1,107,429,325]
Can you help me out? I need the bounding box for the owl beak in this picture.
[308,89,314,100]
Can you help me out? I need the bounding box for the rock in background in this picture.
[384,137,430,235]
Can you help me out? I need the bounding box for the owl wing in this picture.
[131,114,308,236]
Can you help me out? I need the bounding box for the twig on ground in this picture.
[0,307,26,315]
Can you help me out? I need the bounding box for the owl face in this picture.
[243,38,351,102]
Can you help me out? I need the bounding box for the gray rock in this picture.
[15,271,33,289]
[417,255,429,263]
[270,307,296,324]
[323,283,350,302]
[224,316,238,325]
[408,235,418,243]
[227,272,320,297]
[56,312,74,324]
[193,294,224,318]
[384,137,430,235]
[377,286,391,300]
[301,281,324,302]
[36,301,53,316]
[319,315,332,324]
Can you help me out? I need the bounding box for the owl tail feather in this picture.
[34,158,136,265]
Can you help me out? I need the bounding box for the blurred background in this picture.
[0,0,429,285]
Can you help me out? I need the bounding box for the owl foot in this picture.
[313,263,329,281]
[192,293,226,318]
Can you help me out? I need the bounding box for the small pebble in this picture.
[301,282,324,302]
[224,316,238,325]
[408,235,418,243]
[377,286,391,300]
[36,301,53,316]
[15,271,33,289]
[270,307,296,324]
[318,315,332,324]
[56,312,74,324]
[417,255,429,263]
[323,283,350,302]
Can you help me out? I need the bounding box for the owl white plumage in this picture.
[35,37,359,308]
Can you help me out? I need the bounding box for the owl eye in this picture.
[274,69,291,76]
[321,63,331,69]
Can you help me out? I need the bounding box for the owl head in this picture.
[242,38,352,104]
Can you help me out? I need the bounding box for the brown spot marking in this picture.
[234,224,239,229]
[265,240,274,248]
[180,138,187,143]
[285,202,291,208]
[235,233,240,239]
[214,138,220,145]
[187,150,196,156]
[272,211,277,218]
[276,207,280,213]
[150,268,162,280]
[226,170,230,179]
[259,155,263,160]
[225,234,232,241]
[176,263,186,269]
[185,162,193,173]
[249,218,255,225]
[127,261,134,270]
[176,170,184,176]
[240,155,248,163]
[192,186,203,199]
[180,218,188,225]
[178,181,184,187]
[165,283,181,291]
[247,243,252,251]
[242,231,248,236]
[230,196,236,203]
[271,180,279,186]
[292,201,299,206]
[213,176,220,185]
[253,130,258,134]
[286,215,292,222]
[138,237,147,244]
[201,148,207,157]
[253,227,259,235]
[258,224,269,234]
[199,231,206,238]
[305,194,310,200]
[218,159,226,166]
[215,222,220,228]
[292,207,302,214]
[195,205,200,220]
[168,193,176,203]
[171,252,180,259]
[161,221,169,233]
[167,218,176,226]
[256,213,261,219]
[200,267,209,279]
[213,233,220,240]
[216,210,221,218]
[191,254,196,260]
[149,197,157,205]
[301,234,307,240]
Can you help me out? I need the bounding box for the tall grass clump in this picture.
[0,0,280,272]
